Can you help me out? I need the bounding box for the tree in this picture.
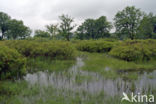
[34,30,50,38]
[76,19,95,39]
[76,16,112,39]
[0,12,11,39]
[114,6,143,40]
[6,19,31,39]
[46,24,58,38]
[58,14,75,41]
[137,13,156,39]
[95,16,112,38]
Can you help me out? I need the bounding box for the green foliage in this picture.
[27,57,75,72]
[137,13,156,39]
[0,12,11,39]
[109,39,156,61]
[0,12,31,40]
[58,14,75,41]
[76,16,112,39]
[6,19,31,39]
[46,24,58,38]
[0,80,121,104]
[114,6,143,40]
[34,30,50,38]
[3,40,76,60]
[0,46,26,80]
[0,81,27,96]
[81,52,156,79]
[75,40,117,53]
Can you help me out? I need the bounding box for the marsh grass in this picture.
[0,52,156,104]
[0,80,122,104]
[27,57,76,73]
[0,80,147,104]
[81,52,156,79]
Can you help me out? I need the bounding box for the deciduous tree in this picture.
[137,13,156,39]
[6,19,31,39]
[114,6,143,40]
[0,12,11,39]
[58,14,75,41]
[46,24,58,38]
[76,16,112,39]
[34,30,50,38]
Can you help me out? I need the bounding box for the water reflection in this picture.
[24,57,156,96]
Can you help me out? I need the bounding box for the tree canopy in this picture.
[114,6,143,40]
[137,13,156,39]
[1,6,156,41]
[6,19,31,39]
[34,30,50,38]
[58,14,75,41]
[0,12,31,40]
[46,24,58,38]
[0,12,11,39]
[76,16,112,40]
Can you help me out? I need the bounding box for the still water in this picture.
[24,58,156,97]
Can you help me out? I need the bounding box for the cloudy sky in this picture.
[0,0,156,31]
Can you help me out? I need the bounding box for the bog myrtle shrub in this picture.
[0,40,76,79]
[3,40,76,59]
[109,39,156,61]
[0,46,26,80]
[75,40,117,53]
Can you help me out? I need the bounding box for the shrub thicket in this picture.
[75,40,117,53]
[0,46,26,79]
[3,40,76,59]
[109,39,156,61]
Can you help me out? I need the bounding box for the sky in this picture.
[0,0,156,32]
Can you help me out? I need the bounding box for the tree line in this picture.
[0,6,156,41]
[0,12,31,40]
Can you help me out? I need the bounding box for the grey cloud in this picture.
[0,0,156,31]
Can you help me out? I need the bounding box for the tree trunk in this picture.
[1,30,4,39]
[131,35,134,40]
[67,35,70,41]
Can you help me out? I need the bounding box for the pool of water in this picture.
[24,57,156,97]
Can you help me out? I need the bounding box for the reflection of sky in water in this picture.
[24,58,156,97]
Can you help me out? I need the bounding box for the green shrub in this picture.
[3,40,76,59]
[0,46,26,80]
[76,40,117,53]
[109,39,156,61]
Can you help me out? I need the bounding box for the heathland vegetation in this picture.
[0,6,156,104]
